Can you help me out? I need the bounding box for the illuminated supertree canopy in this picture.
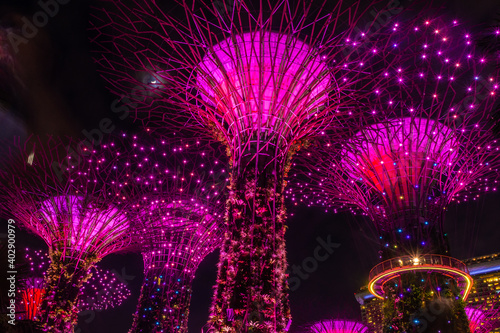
[108,134,227,333]
[17,248,131,321]
[289,16,500,333]
[89,0,401,330]
[309,319,372,333]
[466,305,500,333]
[0,136,141,333]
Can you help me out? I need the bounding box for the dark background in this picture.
[0,0,499,332]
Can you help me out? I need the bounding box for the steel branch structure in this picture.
[0,136,140,332]
[465,305,500,333]
[90,1,397,330]
[309,319,372,333]
[113,134,227,332]
[18,248,131,321]
[291,17,500,333]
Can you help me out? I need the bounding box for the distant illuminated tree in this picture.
[290,17,500,333]
[0,136,140,333]
[113,134,227,332]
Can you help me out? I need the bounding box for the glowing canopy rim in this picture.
[38,195,129,253]
[196,31,332,140]
[340,117,460,221]
[310,319,371,333]
[466,306,488,332]
[344,117,459,182]
[138,198,224,275]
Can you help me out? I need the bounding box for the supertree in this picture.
[90,0,397,330]
[289,17,500,333]
[465,305,500,333]
[111,134,227,332]
[309,319,372,333]
[17,248,131,321]
[0,136,140,332]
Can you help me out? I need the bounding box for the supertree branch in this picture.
[0,136,141,333]
[288,16,500,333]
[89,1,418,331]
[309,319,373,333]
[131,209,224,333]
[109,134,227,332]
[465,304,500,333]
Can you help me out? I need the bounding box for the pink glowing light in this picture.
[465,305,500,333]
[344,117,458,203]
[310,319,371,333]
[467,307,488,332]
[287,17,500,260]
[0,135,139,264]
[196,32,331,139]
[39,195,128,253]
[139,198,224,276]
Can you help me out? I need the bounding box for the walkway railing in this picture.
[369,254,469,281]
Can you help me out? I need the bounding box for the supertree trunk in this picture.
[382,273,470,333]
[210,149,291,332]
[39,252,96,333]
[130,273,193,333]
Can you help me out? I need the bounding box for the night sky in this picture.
[1,0,500,332]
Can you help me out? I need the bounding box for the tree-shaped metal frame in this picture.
[117,134,227,332]
[290,16,500,333]
[0,136,141,332]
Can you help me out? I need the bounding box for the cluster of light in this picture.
[0,135,141,331]
[79,267,131,311]
[343,117,458,215]
[289,17,500,247]
[286,17,499,333]
[140,200,224,276]
[0,135,138,260]
[90,2,500,330]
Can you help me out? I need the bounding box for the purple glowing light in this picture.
[196,32,331,137]
[39,195,128,252]
[464,305,500,333]
[310,319,371,333]
[139,198,224,276]
[466,307,488,332]
[20,248,131,315]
